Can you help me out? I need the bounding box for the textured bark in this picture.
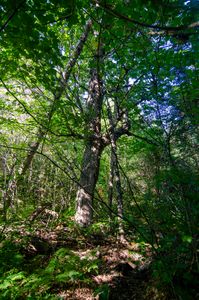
[75,67,131,226]
[75,66,103,226]
[75,138,103,226]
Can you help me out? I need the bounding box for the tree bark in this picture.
[107,102,125,241]
[75,138,103,226]
[21,128,45,175]
[108,148,114,219]
[75,66,131,226]
[113,145,125,242]
[75,66,104,226]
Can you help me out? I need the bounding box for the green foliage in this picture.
[0,241,24,275]
[94,284,110,300]
[139,160,199,297]
[0,0,198,298]
[0,242,99,299]
[152,234,199,298]
[84,221,111,237]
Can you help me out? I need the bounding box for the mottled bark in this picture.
[75,138,103,226]
[75,66,103,226]
[75,68,131,226]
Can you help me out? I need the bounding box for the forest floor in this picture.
[0,211,173,300]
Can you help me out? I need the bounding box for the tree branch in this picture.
[97,2,199,32]
[0,0,26,33]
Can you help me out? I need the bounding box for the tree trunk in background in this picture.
[21,128,45,176]
[107,101,125,241]
[113,145,125,242]
[108,148,114,219]
[75,68,103,226]
[2,153,17,220]
[20,19,92,176]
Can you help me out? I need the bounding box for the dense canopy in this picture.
[0,1,198,299]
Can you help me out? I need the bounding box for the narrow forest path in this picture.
[25,227,154,300]
[0,214,172,300]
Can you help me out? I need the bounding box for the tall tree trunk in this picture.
[75,60,131,226]
[75,66,103,226]
[108,148,114,219]
[107,102,125,241]
[113,145,125,242]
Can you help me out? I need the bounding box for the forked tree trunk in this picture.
[75,67,131,226]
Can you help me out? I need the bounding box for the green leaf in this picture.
[182,235,192,243]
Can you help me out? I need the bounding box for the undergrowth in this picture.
[0,240,99,299]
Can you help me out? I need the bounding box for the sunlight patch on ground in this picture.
[58,287,95,300]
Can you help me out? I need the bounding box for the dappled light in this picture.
[0,0,198,299]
